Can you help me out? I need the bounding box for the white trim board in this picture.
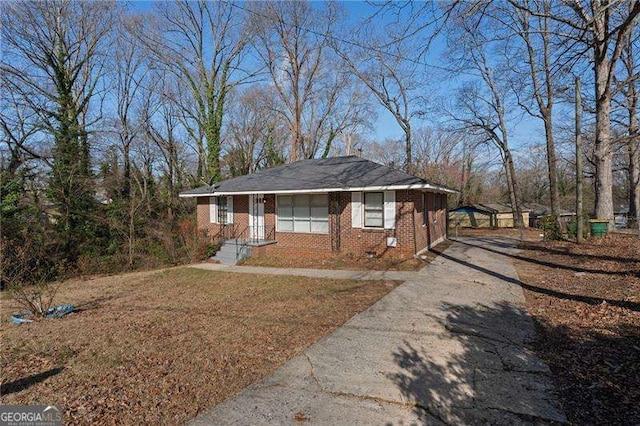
[180,184,457,198]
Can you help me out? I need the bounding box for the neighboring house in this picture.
[179,156,455,260]
[523,203,576,228]
[449,203,530,228]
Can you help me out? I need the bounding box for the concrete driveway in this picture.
[189,237,566,425]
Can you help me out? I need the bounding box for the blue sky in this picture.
[124,0,547,159]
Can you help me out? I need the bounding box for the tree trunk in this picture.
[128,201,135,268]
[543,114,560,214]
[504,148,524,229]
[623,23,639,232]
[593,55,614,226]
[123,143,131,199]
[197,139,205,183]
[459,152,470,206]
[629,100,640,227]
[629,141,639,223]
[576,77,584,243]
[205,111,222,183]
[292,104,302,162]
[404,125,412,173]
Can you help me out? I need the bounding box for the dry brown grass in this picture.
[240,240,453,272]
[515,234,640,424]
[0,268,398,424]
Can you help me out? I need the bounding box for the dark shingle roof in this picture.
[449,204,495,214]
[479,203,520,213]
[180,156,454,196]
[450,203,533,214]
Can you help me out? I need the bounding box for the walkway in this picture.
[188,237,566,425]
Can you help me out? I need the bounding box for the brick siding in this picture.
[196,190,448,257]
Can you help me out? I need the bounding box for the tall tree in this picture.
[446,9,525,228]
[332,26,425,172]
[111,13,148,199]
[503,0,562,215]
[224,86,286,176]
[1,0,115,259]
[510,0,640,226]
[337,2,462,172]
[141,75,183,220]
[137,0,251,183]
[252,2,367,161]
[619,25,640,228]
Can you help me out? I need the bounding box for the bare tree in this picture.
[137,0,251,183]
[224,86,286,176]
[618,26,640,230]
[500,0,563,216]
[0,91,47,175]
[362,138,406,168]
[510,0,640,226]
[412,126,463,187]
[141,73,186,220]
[332,28,425,172]
[329,2,462,172]
[251,2,367,161]
[110,13,148,199]
[446,11,525,229]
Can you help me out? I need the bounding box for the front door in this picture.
[248,194,265,242]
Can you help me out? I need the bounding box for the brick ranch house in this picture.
[179,156,455,262]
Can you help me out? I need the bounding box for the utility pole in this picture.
[576,77,584,244]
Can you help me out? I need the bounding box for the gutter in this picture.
[179,184,458,198]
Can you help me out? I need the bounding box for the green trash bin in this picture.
[588,219,609,238]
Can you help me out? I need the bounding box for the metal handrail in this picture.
[233,225,276,260]
[210,223,238,243]
[234,226,249,260]
[264,225,275,242]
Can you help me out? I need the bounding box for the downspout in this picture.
[411,190,417,255]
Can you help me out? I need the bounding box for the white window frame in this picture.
[363,191,385,228]
[352,191,396,229]
[276,193,328,234]
[209,196,233,224]
[217,196,228,225]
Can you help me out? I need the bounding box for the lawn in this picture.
[515,233,640,424]
[0,268,399,424]
[240,240,452,271]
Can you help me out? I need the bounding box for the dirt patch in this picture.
[240,240,453,272]
[0,268,399,424]
[515,234,640,424]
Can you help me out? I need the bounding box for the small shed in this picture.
[449,205,495,228]
[449,203,530,229]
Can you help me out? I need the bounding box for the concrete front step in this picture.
[212,243,251,265]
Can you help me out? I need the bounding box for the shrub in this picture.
[1,238,66,318]
[539,214,562,240]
